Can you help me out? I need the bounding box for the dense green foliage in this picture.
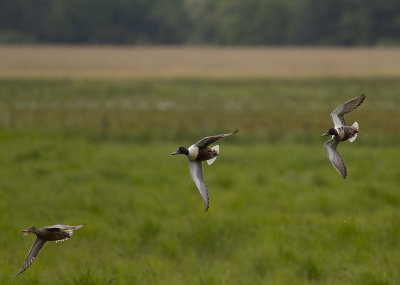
[0,78,400,284]
[1,0,400,45]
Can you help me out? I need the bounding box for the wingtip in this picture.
[14,268,24,277]
[336,165,347,179]
[204,200,209,212]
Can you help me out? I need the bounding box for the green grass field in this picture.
[1,78,400,284]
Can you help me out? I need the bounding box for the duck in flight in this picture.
[172,129,238,211]
[15,224,84,276]
[321,95,366,179]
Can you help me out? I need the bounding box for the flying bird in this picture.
[172,129,239,210]
[321,95,366,178]
[15,224,84,276]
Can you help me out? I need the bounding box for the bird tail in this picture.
[207,145,219,165]
[348,122,359,142]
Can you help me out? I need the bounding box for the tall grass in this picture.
[0,78,399,144]
[0,78,399,284]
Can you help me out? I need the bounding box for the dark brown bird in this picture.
[321,95,366,178]
[172,129,238,210]
[15,224,84,276]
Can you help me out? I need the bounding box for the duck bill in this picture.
[171,149,181,155]
[321,131,330,137]
[22,229,31,236]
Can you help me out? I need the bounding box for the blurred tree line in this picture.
[1,0,400,45]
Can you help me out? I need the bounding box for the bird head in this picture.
[321,128,338,137]
[172,147,189,155]
[22,226,38,236]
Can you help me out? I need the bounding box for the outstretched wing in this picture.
[330,95,365,128]
[45,224,84,240]
[45,224,83,231]
[324,137,347,179]
[15,238,46,276]
[44,224,63,231]
[188,160,209,211]
[194,128,238,147]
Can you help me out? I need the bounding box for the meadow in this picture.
[1,48,400,284]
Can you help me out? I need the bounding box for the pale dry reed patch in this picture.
[1,46,400,78]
